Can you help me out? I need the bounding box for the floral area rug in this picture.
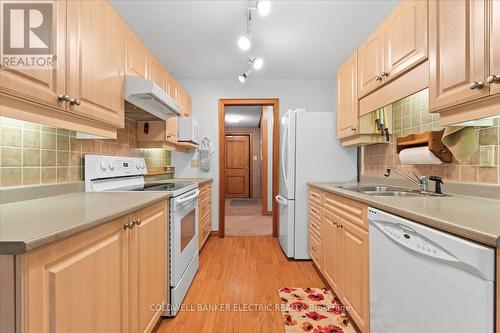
[278,288,358,333]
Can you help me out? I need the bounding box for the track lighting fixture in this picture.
[238,73,248,83]
[250,57,264,70]
[256,0,272,16]
[238,35,252,51]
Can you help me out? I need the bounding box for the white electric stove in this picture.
[84,154,199,316]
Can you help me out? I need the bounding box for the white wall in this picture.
[172,78,336,231]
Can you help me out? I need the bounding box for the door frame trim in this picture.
[224,133,252,198]
[218,98,280,237]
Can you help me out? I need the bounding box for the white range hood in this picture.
[124,75,182,121]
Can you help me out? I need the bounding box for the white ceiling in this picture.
[225,106,262,127]
[110,0,399,79]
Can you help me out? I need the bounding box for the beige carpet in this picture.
[225,199,272,236]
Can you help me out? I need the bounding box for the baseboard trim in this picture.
[262,211,272,216]
[210,231,220,238]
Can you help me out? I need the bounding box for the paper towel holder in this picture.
[396,130,453,163]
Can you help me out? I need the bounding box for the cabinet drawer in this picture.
[309,232,322,268]
[309,216,322,239]
[324,192,368,230]
[309,202,322,221]
[199,196,211,220]
[309,188,322,205]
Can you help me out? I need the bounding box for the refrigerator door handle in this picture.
[275,195,288,206]
[281,123,289,191]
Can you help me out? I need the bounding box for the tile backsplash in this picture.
[363,89,500,185]
[0,117,171,187]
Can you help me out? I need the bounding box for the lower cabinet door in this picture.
[130,202,168,333]
[341,219,369,333]
[23,216,130,333]
[321,212,342,294]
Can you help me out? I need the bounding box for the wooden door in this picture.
[429,0,488,112]
[66,0,125,127]
[384,0,428,82]
[489,0,500,96]
[321,212,342,294]
[125,27,148,78]
[130,202,168,333]
[148,56,166,91]
[340,219,369,333]
[0,0,66,109]
[357,26,385,97]
[225,135,250,198]
[24,216,129,333]
[336,52,359,139]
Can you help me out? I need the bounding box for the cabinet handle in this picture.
[134,218,142,226]
[487,75,500,84]
[69,98,81,106]
[351,127,357,132]
[381,72,389,78]
[57,95,71,103]
[469,81,484,90]
[375,75,382,81]
[123,221,135,230]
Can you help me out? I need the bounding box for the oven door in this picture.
[170,189,199,287]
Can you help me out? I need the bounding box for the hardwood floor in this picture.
[155,237,325,332]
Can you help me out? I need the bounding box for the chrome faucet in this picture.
[384,168,429,192]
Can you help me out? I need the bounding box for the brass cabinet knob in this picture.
[134,218,142,226]
[57,95,71,102]
[469,81,484,90]
[381,72,389,78]
[375,75,382,81]
[487,75,500,84]
[351,127,357,132]
[69,98,81,106]
[124,221,134,230]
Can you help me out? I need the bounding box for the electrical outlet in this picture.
[479,145,496,167]
[191,159,199,168]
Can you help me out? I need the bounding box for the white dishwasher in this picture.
[369,208,495,333]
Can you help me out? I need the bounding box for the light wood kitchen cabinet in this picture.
[322,211,342,293]
[429,0,489,112]
[0,0,66,110]
[489,0,500,96]
[166,117,179,143]
[148,56,166,91]
[126,27,149,78]
[340,218,369,333]
[11,200,168,333]
[308,187,369,333]
[199,181,212,250]
[129,203,168,333]
[337,52,359,139]
[66,0,125,128]
[357,26,385,97]
[383,0,428,82]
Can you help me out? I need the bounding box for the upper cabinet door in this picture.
[125,28,148,78]
[357,27,384,97]
[429,0,488,112]
[148,57,166,91]
[337,52,358,139]
[66,0,125,127]
[384,0,428,82]
[0,0,66,109]
[489,0,500,96]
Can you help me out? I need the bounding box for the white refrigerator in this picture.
[275,109,357,259]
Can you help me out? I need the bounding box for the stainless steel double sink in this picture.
[339,185,427,197]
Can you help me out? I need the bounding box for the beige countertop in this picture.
[0,192,170,255]
[309,182,500,248]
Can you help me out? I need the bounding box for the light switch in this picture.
[191,159,199,168]
[479,145,496,167]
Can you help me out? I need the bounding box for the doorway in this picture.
[218,99,279,238]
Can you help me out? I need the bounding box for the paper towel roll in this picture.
[399,146,443,165]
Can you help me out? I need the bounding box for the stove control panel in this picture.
[85,155,147,182]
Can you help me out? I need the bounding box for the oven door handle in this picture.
[174,190,200,205]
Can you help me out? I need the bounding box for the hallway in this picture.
[156,237,325,332]
[225,199,273,236]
